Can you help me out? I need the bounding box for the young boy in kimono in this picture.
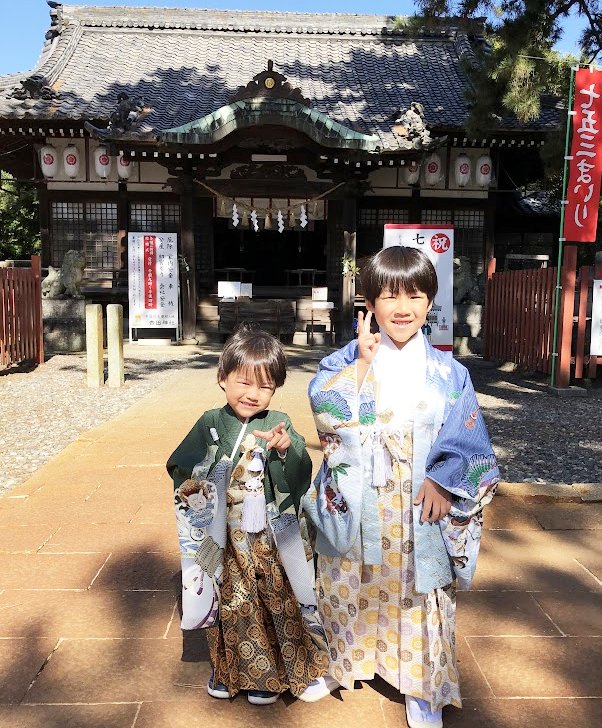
[303,246,499,727]
[167,328,328,705]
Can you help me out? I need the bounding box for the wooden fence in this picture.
[484,264,557,373]
[0,256,44,369]
[484,251,600,383]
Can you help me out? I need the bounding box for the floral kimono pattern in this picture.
[302,338,499,592]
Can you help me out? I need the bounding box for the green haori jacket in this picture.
[166,404,313,517]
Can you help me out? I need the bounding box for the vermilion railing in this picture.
[0,255,44,369]
[484,255,600,382]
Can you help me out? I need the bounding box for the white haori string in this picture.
[230,418,249,460]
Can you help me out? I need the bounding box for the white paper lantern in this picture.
[476,155,493,187]
[62,144,80,179]
[404,160,421,185]
[117,152,132,180]
[424,153,443,186]
[454,154,471,187]
[39,144,58,178]
[94,145,112,179]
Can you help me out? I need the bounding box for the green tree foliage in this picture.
[0,173,40,261]
[414,1,601,132]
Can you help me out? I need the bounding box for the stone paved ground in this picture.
[0,348,600,727]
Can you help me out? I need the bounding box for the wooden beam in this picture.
[37,184,51,268]
[180,174,197,342]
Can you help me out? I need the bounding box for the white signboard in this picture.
[591,279,602,356]
[217,281,253,299]
[383,224,454,349]
[128,232,179,334]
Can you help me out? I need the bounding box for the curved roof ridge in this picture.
[57,4,484,37]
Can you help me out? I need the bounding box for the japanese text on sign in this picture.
[128,232,179,329]
[564,68,602,243]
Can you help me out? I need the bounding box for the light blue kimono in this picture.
[302,337,499,593]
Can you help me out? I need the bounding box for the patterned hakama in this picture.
[316,426,461,711]
[207,510,327,697]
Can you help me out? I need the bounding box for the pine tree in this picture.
[414,1,600,132]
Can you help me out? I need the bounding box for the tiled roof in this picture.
[0,4,555,150]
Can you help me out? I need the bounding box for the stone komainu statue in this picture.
[453,256,485,305]
[41,250,86,298]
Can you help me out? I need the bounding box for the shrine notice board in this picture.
[128,232,180,340]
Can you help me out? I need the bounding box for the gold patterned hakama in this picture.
[316,426,461,711]
[207,514,327,697]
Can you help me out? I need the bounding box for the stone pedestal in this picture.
[42,298,86,353]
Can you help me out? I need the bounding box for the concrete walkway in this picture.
[0,353,600,728]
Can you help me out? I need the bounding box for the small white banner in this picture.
[128,232,179,330]
[591,279,602,356]
[383,224,454,349]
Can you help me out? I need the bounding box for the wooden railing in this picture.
[0,255,44,369]
[484,252,601,383]
[484,264,557,374]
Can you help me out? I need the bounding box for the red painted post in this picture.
[556,245,578,388]
[484,258,496,359]
[575,266,589,380]
[31,255,44,365]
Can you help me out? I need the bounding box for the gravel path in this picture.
[1,350,600,495]
[466,359,602,485]
[0,350,198,495]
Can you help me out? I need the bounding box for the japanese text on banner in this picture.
[564,68,602,243]
[144,235,157,309]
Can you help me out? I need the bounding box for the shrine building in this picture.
[0,2,559,344]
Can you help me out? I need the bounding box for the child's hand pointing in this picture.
[252,421,291,455]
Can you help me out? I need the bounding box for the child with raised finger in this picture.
[303,246,499,727]
[167,327,328,706]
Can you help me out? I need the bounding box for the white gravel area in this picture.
[0,348,202,495]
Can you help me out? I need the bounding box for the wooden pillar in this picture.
[408,187,421,225]
[340,197,357,344]
[117,182,128,276]
[195,196,215,290]
[31,255,44,364]
[484,191,496,273]
[37,184,51,268]
[483,257,496,361]
[556,244,577,389]
[180,174,197,342]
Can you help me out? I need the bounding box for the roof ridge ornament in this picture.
[391,102,436,150]
[9,74,58,101]
[229,59,311,106]
[84,92,146,139]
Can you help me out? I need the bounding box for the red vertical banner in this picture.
[144,234,157,309]
[563,68,602,243]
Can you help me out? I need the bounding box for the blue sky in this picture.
[0,0,588,76]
